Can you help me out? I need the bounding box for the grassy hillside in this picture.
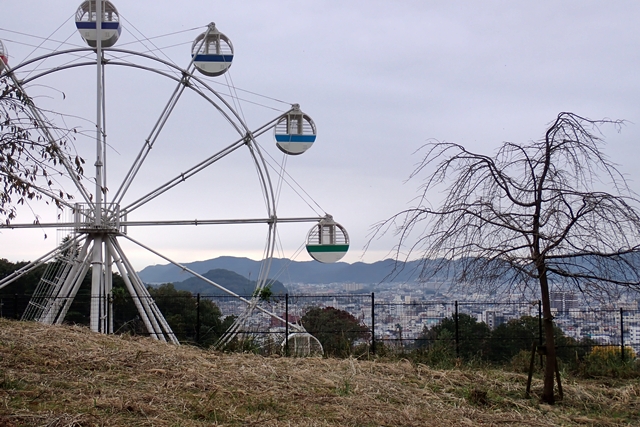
[1,319,639,426]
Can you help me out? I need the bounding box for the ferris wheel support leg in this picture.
[148,299,179,345]
[126,265,177,344]
[90,235,104,333]
[40,237,91,324]
[0,234,83,291]
[53,248,93,325]
[110,237,177,343]
[107,237,161,341]
[104,240,113,334]
[114,241,168,342]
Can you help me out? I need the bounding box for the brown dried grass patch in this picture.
[0,318,638,426]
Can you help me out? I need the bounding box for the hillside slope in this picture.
[1,319,639,426]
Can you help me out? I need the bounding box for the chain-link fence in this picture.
[1,292,637,360]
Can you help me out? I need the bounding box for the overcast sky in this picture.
[2,1,640,271]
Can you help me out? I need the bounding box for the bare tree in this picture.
[373,112,640,404]
[0,79,84,224]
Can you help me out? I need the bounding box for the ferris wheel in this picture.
[0,1,349,351]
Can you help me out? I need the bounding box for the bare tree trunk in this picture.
[374,113,640,405]
[538,268,556,404]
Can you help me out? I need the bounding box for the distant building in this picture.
[627,325,640,348]
[550,291,579,315]
[479,310,505,330]
[344,283,364,292]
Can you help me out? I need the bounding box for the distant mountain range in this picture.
[171,268,287,296]
[138,256,423,286]
[139,253,640,297]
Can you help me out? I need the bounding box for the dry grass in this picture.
[1,318,639,426]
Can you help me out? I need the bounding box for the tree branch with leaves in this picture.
[0,79,85,224]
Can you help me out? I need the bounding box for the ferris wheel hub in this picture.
[71,203,126,235]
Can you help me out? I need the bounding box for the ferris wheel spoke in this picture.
[122,233,252,303]
[6,48,290,216]
[110,79,190,208]
[0,216,326,230]
[119,216,325,227]
[120,137,247,215]
[110,24,233,209]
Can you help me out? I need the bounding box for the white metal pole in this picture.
[106,238,159,339]
[104,239,113,333]
[95,0,104,224]
[90,236,103,332]
[90,0,105,332]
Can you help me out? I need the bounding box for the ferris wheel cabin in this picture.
[274,104,317,155]
[192,24,234,77]
[306,216,349,263]
[0,41,8,71]
[75,1,122,48]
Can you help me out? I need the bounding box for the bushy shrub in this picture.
[509,349,535,374]
[578,346,640,378]
[408,329,459,369]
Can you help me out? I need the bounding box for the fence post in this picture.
[371,292,376,355]
[14,294,18,320]
[538,300,543,368]
[107,294,112,334]
[621,308,625,362]
[196,294,201,345]
[285,293,289,357]
[454,301,459,358]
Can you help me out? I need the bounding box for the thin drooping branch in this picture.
[0,79,85,223]
[370,112,640,404]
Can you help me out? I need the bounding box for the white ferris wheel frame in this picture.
[0,6,328,349]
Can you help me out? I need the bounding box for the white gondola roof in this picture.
[306,215,349,263]
[192,23,234,77]
[275,104,317,155]
[75,1,122,48]
[75,1,120,22]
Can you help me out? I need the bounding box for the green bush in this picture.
[578,346,640,378]
[409,329,458,369]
